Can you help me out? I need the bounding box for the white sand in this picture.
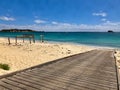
[0,37,96,75]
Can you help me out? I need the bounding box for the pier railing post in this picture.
[23,36,24,43]
[29,37,31,44]
[15,36,17,45]
[40,35,44,42]
[8,37,10,45]
[33,35,35,43]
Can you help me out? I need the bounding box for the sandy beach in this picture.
[0,37,120,76]
[114,50,120,73]
[0,37,97,75]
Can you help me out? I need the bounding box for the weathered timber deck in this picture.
[0,50,119,90]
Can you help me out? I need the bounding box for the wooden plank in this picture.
[16,71,111,90]
[18,71,116,89]
[23,70,117,86]
[0,85,10,90]
[0,80,22,90]
[9,76,61,90]
[14,73,94,90]
[6,77,43,90]
[1,78,37,90]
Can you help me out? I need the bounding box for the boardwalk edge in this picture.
[113,50,120,90]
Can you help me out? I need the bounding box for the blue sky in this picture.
[0,0,120,32]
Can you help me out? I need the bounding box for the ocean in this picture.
[0,32,120,48]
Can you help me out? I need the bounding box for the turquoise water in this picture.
[0,32,120,48]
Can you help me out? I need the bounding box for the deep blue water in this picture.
[0,32,120,48]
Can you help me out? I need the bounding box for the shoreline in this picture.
[44,40,116,49]
[0,36,119,49]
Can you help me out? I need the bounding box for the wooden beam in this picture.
[29,37,31,44]
[15,37,17,45]
[40,35,44,42]
[8,37,10,45]
[23,37,24,43]
[33,35,35,43]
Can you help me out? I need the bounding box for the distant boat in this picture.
[107,30,114,33]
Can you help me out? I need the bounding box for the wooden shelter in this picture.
[8,34,45,45]
[8,34,35,45]
[15,34,35,44]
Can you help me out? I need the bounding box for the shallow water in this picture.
[0,32,120,48]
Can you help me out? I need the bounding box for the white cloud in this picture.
[103,21,120,26]
[51,21,71,26]
[34,19,46,24]
[60,23,71,26]
[0,16,15,21]
[92,12,107,17]
[1,21,120,32]
[51,21,58,25]
[101,18,107,21]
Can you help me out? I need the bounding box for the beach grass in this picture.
[0,63,10,70]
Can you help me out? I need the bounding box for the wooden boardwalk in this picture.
[0,50,119,90]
